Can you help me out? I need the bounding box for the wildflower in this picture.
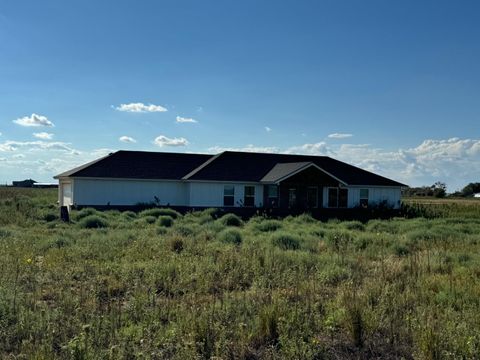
[26,258,32,264]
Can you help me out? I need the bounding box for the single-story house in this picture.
[54,150,406,211]
[474,193,480,198]
[12,179,37,188]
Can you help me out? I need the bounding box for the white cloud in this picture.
[114,102,167,113]
[205,138,480,191]
[119,136,137,143]
[0,140,77,153]
[33,132,54,140]
[13,113,54,127]
[176,116,198,123]
[154,135,189,147]
[89,148,115,158]
[12,154,26,159]
[286,142,333,156]
[265,126,272,132]
[207,144,280,154]
[328,133,353,139]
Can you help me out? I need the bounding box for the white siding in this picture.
[65,177,401,209]
[189,182,264,207]
[323,186,401,209]
[72,179,188,206]
[348,187,401,209]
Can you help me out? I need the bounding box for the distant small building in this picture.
[474,193,480,198]
[12,179,37,188]
[33,183,58,189]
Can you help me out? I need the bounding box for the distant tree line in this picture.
[403,182,480,198]
[403,182,447,198]
[449,182,480,197]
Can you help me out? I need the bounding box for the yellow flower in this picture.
[26,258,32,264]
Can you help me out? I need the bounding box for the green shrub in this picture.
[458,253,471,263]
[78,215,108,229]
[156,227,168,235]
[219,213,243,227]
[197,208,220,218]
[74,207,98,221]
[140,208,181,219]
[342,221,365,231]
[54,237,71,248]
[168,237,184,253]
[122,211,137,219]
[310,227,326,238]
[271,232,300,250]
[173,224,196,237]
[366,220,399,234]
[325,230,354,252]
[353,234,373,251]
[255,219,282,232]
[0,229,12,238]
[218,228,243,245]
[158,215,174,227]
[406,229,436,242]
[144,216,157,224]
[292,213,316,223]
[392,243,410,257]
[319,265,351,285]
[42,212,57,222]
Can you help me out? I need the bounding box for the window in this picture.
[339,188,348,208]
[288,188,297,207]
[359,189,369,207]
[223,185,234,206]
[267,185,278,207]
[267,185,278,198]
[244,186,255,207]
[307,186,318,208]
[328,187,349,208]
[328,188,338,208]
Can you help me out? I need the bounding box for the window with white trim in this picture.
[359,188,369,207]
[267,185,278,207]
[223,185,234,206]
[244,186,255,207]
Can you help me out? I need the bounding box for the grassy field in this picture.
[1,188,480,359]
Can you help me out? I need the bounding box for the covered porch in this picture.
[261,162,349,211]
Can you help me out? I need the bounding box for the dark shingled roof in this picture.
[260,162,314,183]
[184,151,406,187]
[54,150,213,180]
[55,150,407,187]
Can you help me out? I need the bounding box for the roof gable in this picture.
[260,162,346,185]
[260,162,312,183]
[185,151,406,187]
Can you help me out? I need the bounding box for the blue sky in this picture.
[1,0,479,191]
